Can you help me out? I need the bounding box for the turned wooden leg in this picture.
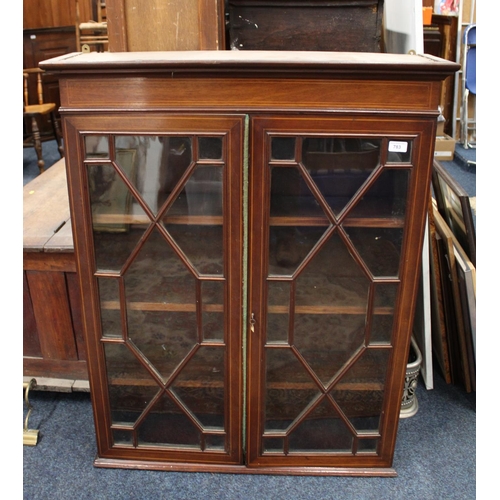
[50,111,64,158]
[31,116,45,174]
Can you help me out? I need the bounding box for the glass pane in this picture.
[93,229,151,273]
[171,346,225,429]
[303,137,381,216]
[370,283,398,344]
[266,313,289,344]
[112,429,133,446]
[162,163,224,275]
[267,281,290,343]
[85,135,109,159]
[114,135,192,216]
[271,137,295,160]
[295,232,370,311]
[347,168,410,220]
[351,415,381,434]
[88,162,141,230]
[128,309,197,382]
[123,228,197,382]
[199,136,223,160]
[158,136,193,212]
[387,140,412,163]
[202,281,224,341]
[164,165,223,218]
[357,438,379,452]
[288,398,353,453]
[124,227,196,305]
[294,313,366,386]
[137,392,201,447]
[184,165,223,216]
[263,436,285,453]
[88,162,151,272]
[330,348,390,428]
[370,314,394,345]
[265,348,321,431]
[269,226,327,276]
[205,433,225,450]
[270,166,326,219]
[167,225,223,275]
[104,342,161,425]
[98,277,122,338]
[344,227,404,278]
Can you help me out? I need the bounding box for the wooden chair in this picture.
[76,0,108,52]
[23,68,64,174]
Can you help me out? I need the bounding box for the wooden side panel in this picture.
[23,0,77,30]
[23,358,89,381]
[66,272,87,360]
[125,0,201,51]
[107,0,224,51]
[199,0,226,49]
[23,272,42,358]
[26,270,79,362]
[106,0,128,51]
[60,77,439,114]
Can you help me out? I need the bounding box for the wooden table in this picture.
[23,159,89,391]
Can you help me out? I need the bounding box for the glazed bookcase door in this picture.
[64,114,246,466]
[247,115,434,470]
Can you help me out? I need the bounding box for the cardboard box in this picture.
[436,119,445,137]
[422,7,433,25]
[434,134,455,161]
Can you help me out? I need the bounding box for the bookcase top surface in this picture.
[40,50,459,79]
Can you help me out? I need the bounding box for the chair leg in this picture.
[461,89,469,149]
[31,116,45,174]
[50,112,64,158]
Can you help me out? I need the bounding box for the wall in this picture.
[24,0,80,29]
[384,0,424,54]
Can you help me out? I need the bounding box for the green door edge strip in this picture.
[241,114,249,456]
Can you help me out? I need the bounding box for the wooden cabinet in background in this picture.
[227,0,384,52]
[23,160,88,387]
[23,0,77,30]
[41,50,457,475]
[23,0,86,135]
[106,0,225,51]
[23,27,77,139]
[423,14,459,137]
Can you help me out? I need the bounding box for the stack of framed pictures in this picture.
[430,160,476,392]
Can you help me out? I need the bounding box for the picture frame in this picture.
[432,160,476,266]
[454,244,476,362]
[432,202,474,392]
[413,215,434,389]
[428,202,453,384]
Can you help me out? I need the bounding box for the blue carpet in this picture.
[439,144,476,197]
[23,139,63,186]
[22,374,475,500]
